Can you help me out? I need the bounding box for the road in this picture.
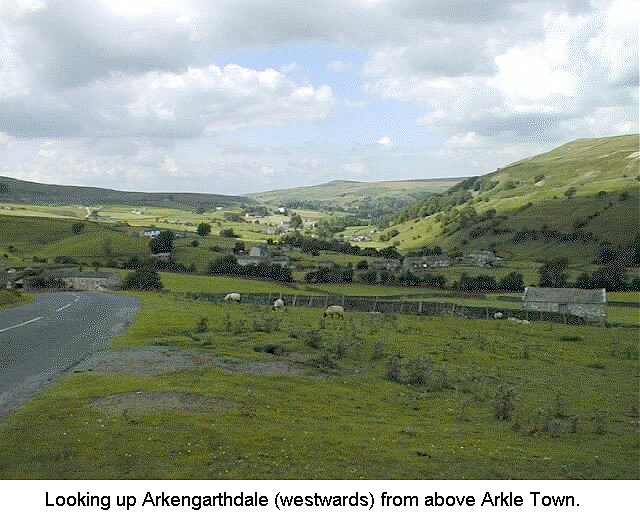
[0,291,139,418]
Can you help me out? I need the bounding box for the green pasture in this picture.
[0,292,637,479]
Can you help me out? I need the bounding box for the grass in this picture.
[0,291,637,479]
[0,289,32,309]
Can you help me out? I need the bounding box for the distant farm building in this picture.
[249,246,269,258]
[151,252,172,262]
[403,255,451,272]
[142,230,161,238]
[465,250,502,267]
[371,258,402,271]
[522,287,607,324]
[61,272,120,291]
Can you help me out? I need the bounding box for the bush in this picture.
[196,222,211,236]
[494,384,515,420]
[122,268,163,291]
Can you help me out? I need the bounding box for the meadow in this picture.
[0,290,637,479]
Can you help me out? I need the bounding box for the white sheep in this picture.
[223,292,241,303]
[493,312,503,320]
[272,298,285,311]
[323,305,345,319]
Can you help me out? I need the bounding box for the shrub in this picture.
[122,268,163,291]
[494,384,515,420]
[386,356,402,383]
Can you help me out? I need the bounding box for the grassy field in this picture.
[0,290,637,479]
[0,289,32,309]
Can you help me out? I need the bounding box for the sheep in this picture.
[323,305,345,319]
[272,298,285,311]
[507,317,530,324]
[223,292,241,303]
[493,312,503,320]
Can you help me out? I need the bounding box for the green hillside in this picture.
[379,135,639,262]
[0,176,248,209]
[250,178,463,215]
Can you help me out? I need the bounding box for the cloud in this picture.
[0,63,334,139]
[377,135,393,150]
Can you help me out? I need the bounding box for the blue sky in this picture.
[0,0,637,194]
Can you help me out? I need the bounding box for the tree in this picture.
[71,222,85,234]
[538,257,569,287]
[219,228,238,238]
[233,241,245,254]
[149,230,175,254]
[356,260,369,270]
[290,213,303,230]
[498,271,524,292]
[0,182,8,194]
[122,268,163,291]
[196,222,211,236]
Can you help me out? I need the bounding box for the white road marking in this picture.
[73,296,80,302]
[55,303,72,312]
[0,316,44,333]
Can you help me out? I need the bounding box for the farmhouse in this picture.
[465,250,502,267]
[371,258,402,271]
[60,272,121,291]
[142,229,160,238]
[522,287,607,324]
[249,246,269,258]
[403,254,451,272]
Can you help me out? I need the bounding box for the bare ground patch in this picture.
[90,391,227,416]
[73,347,309,377]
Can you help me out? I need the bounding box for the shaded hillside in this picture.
[250,178,463,216]
[381,135,639,262]
[0,176,248,209]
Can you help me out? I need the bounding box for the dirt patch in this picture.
[73,348,200,376]
[212,357,307,376]
[90,391,226,415]
[74,347,308,377]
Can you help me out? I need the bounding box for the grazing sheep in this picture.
[323,305,345,319]
[272,298,285,311]
[493,312,503,320]
[507,316,530,324]
[223,292,241,303]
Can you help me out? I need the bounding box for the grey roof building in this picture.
[522,287,607,324]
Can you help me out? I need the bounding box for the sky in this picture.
[0,0,637,195]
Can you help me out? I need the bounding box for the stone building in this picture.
[522,287,607,324]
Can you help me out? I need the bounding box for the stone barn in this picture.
[522,287,607,324]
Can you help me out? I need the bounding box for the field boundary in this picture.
[176,291,603,326]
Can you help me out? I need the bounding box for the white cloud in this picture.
[377,135,393,150]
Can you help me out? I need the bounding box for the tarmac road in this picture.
[0,291,139,418]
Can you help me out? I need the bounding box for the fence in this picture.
[176,291,593,326]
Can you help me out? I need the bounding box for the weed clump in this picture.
[494,384,515,420]
[305,329,322,349]
[195,317,209,333]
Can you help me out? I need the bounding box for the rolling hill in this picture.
[0,176,249,209]
[250,178,463,215]
[377,134,639,262]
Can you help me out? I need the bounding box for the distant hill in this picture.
[250,178,463,216]
[380,134,639,262]
[0,176,249,209]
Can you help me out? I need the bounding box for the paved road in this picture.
[0,291,139,418]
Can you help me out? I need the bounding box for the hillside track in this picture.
[0,291,139,419]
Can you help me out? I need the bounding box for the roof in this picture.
[523,287,607,304]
